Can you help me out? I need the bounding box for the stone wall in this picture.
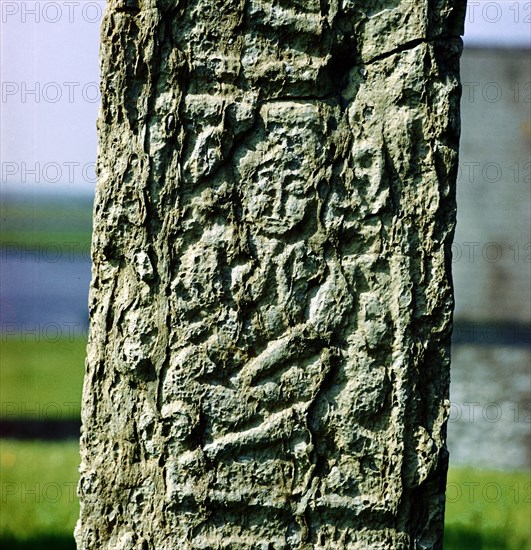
[448,47,531,470]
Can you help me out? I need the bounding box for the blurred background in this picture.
[1,1,530,548]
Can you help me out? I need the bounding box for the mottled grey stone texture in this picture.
[77,1,466,548]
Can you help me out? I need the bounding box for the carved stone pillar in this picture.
[77,1,466,547]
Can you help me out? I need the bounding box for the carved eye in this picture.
[165,114,175,134]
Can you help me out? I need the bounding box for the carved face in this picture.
[238,101,325,235]
[244,158,311,234]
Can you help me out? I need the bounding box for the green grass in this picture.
[0,440,79,546]
[0,231,92,249]
[0,196,93,249]
[0,338,86,420]
[445,468,531,549]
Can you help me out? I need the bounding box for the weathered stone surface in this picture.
[77,1,466,548]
